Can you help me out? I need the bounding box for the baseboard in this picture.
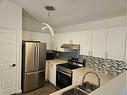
[16,89,22,94]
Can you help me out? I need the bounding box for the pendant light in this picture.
[42,6,55,36]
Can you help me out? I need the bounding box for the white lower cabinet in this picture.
[47,61,57,86]
[45,62,49,80]
[72,72,83,85]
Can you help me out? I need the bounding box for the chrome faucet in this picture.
[82,71,101,87]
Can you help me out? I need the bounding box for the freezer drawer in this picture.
[23,70,45,92]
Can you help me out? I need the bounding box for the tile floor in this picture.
[16,83,58,95]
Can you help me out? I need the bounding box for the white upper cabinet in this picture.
[40,33,52,50]
[31,32,41,41]
[92,29,107,58]
[80,30,92,56]
[70,32,80,44]
[52,33,65,51]
[52,32,80,51]
[22,31,32,41]
[106,27,127,61]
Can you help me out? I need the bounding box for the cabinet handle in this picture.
[105,52,108,59]
[91,51,93,56]
[88,51,90,56]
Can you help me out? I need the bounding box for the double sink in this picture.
[62,71,100,95]
[62,81,99,95]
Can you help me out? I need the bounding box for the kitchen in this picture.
[0,0,127,95]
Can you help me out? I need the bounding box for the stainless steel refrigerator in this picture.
[22,41,46,92]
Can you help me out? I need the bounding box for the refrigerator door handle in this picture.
[34,45,36,67]
[36,44,38,68]
[37,44,40,68]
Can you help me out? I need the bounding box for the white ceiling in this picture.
[11,0,125,28]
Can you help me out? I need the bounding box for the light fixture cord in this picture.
[125,0,127,25]
[48,11,52,25]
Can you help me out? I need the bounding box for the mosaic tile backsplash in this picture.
[56,50,127,76]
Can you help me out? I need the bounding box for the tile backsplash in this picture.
[56,50,127,76]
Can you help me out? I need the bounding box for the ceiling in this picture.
[11,0,126,28]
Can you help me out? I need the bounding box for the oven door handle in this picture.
[57,70,71,77]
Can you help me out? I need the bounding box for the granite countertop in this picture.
[49,85,77,95]
[49,67,115,95]
[46,59,67,65]
[73,67,114,86]
[89,71,127,95]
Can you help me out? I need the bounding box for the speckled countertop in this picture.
[46,59,67,65]
[49,67,115,95]
[73,67,114,85]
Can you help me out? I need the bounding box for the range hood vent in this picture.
[61,44,80,50]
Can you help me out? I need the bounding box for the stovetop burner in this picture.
[56,58,86,89]
[58,63,80,70]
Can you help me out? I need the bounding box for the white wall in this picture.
[22,31,52,50]
[56,16,126,33]
[22,10,43,32]
[0,0,22,29]
[0,0,22,93]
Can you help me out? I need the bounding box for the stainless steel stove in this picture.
[56,58,86,88]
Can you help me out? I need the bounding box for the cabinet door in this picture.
[52,33,61,51]
[31,32,40,41]
[72,73,83,85]
[80,30,92,56]
[106,27,126,61]
[45,62,49,80]
[40,33,52,50]
[52,33,65,51]
[52,32,80,51]
[22,31,32,41]
[92,29,107,58]
[69,32,80,44]
[49,63,56,85]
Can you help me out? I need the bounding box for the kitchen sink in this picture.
[78,81,99,93]
[62,82,99,95]
[62,87,87,95]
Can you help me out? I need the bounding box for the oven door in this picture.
[56,70,72,88]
